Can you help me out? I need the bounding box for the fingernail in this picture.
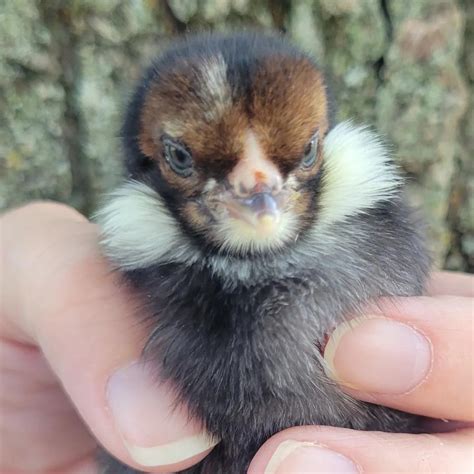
[324,317,432,394]
[265,440,360,473]
[107,361,218,467]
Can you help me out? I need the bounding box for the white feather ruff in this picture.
[94,181,186,269]
[318,121,402,227]
[95,121,402,269]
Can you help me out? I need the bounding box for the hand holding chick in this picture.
[1,203,472,473]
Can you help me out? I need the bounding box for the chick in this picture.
[96,32,429,473]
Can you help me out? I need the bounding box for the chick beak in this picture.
[224,177,285,237]
[231,191,281,235]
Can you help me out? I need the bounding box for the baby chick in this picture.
[96,32,429,473]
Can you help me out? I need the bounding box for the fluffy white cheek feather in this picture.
[317,121,402,227]
[94,181,186,270]
[94,179,295,270]
[95,122,402,270]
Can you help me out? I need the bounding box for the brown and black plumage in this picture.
[96,32,429,473]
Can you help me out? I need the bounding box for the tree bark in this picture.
[1,0,471,270]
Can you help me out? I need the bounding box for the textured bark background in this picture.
[1,0,472,271]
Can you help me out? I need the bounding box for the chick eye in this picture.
[301,133,319,169]
[162,137,193,177]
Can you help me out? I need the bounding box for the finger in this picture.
[248,425,474,474]
[323,295,474,421]
[427,271,474,297]
[1,203,217,472]
[0,336,97,472]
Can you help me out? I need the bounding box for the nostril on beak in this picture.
[235,180,282,198]
[252,181,270,194]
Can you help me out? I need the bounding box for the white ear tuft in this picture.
[318,121,402,226]
[93,181,184,270]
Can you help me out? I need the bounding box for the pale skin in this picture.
[1,202,473,473]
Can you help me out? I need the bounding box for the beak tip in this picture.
[258,213,279,225]
[256,212,281,235]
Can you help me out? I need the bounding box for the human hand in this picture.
[248,273,474,473]
[1,203,472,473]
[1,202,216,473]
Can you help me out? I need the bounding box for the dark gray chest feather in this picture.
[112,201,429,473]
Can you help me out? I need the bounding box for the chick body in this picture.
[97,33,429,473]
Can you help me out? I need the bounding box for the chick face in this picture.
[127,34,329,255]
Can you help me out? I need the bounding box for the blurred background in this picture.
[1,0,472,271]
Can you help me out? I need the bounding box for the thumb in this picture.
[1,202,216,472]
